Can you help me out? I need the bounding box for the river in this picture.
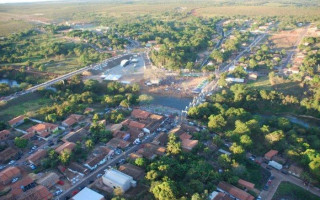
[0,79,19,87]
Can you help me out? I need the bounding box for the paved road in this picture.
[1,54,131,102]
[260,164,320,200]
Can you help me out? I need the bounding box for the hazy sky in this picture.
[0,0,55,3]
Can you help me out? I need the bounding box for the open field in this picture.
[247,76,305,97]
[270,28,307,49]
[272,181,320,200]
[0,93,52,121]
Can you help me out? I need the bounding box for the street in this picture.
[260,163,320,200]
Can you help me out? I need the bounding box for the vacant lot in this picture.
[272,181,319,200]
[0,93,52,121]
[270,28,306,49]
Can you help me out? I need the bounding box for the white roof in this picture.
[103,168,133,186]
[72,187,104,200]
[104,74,122,81]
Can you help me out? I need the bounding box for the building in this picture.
[288,164,303,177]
[225,77,245,83]
[248,72,258,80]
[62,127,87,143]
[217,181,254,200]
[84,155,107,171]
[131,109,151,120]
[238,179,255,190]
[36,172,60,188]
[0,147,18,163]
[62,114,84,127]
[10,175,35,198]
[8,115,25,127]
[264,149,278,160]
[21,132,35,140]
[16,185,53,200]
[106,138,130,149]
[27,149,47,166]
[209,191,233,200]
[68,162,89,175]
[102,168,136,192]
[0,166,21,185]
[119,163,145,180]
[71,187,105,200]
[27,123,58,138]
[181,139,198,152]
[0,129,10,140]
[55,142,76,154]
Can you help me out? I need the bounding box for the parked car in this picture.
[12,177,19,183]
[96,174,103,178]
[8,160,15,165]
[263,185,269,191]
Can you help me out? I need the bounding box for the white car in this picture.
[8,160,15,165]
[12,177,19,183]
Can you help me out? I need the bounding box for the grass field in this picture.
[0,93,52,121]
[272,181,320,200]
[247,76,305,97]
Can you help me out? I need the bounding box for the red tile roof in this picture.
[218,181,254,200]
[238,179,255,190]
[8,115,24,126]
[131,109,151,119]
[62,117,77,127]
[264,150,278,160]
[179,133,192,140]
[0,130,10,138]
[27,149,47,164]
[55,142,76,154]
[181,139,198,151]
[27,123,58,133]
[129,121,145,129]
[11,175,34,197]
[21,132,35,140]
[16,185,53,200]
[0,167,21,184]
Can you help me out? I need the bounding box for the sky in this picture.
[0,0,57,3]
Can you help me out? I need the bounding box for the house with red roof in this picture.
[0,166,21,185]
[16,185,53,200]
[27,123,58,138]
[0,129,10,140]
[8,115,25,127]
[264,149,278,160]
[27,149,47,166]
[55,142,76,154]
[62,114,84,127]
[131,109,151,120]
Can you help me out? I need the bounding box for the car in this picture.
[118,159,126,165]
[281,170,289,175]
[29,164,36,170]
[12,177,19,183]
[96,174,103,178]
[0,165,5,170]
[268,180,272,185]
[257,196,262,200]
[54,189,63,196]
[270,176,275,180]
[263,185,269,191]
[8,160,15,165]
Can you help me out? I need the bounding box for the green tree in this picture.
[151,180,177,200]
[59,149,71,165]
[230,143,244,155]
[14,137,28,148]
[135,157,146,167]
[208,114,226,132]
[146,170,159,181]
[85,139,94,150]
[167,133,181,155]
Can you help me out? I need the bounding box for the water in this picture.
[259,114,319,129]
[150,94,192,110]
[0,79,19,87]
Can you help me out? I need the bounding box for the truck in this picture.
[268,160,283,170]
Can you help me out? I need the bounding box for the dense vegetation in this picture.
[188,84,320,183]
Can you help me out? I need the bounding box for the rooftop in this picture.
[72,187,104,200]
[16,185,53,200]
[264,149,278,159]
[27,123,58,133]
[0,167,21,184]
[218,181,254,200]
[238,179,255,189]
[103,168,133,186]
[27,149,47,164]
[129,120,146,129]
[55,142,76,154]
[8,115,24,126]
[131,109,151,119]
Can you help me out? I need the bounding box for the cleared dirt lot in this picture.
[270,28,306,49]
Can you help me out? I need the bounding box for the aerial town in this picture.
[0,0,320,200]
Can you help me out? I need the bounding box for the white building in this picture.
[71,187,105,200]
[102,168,136,192]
